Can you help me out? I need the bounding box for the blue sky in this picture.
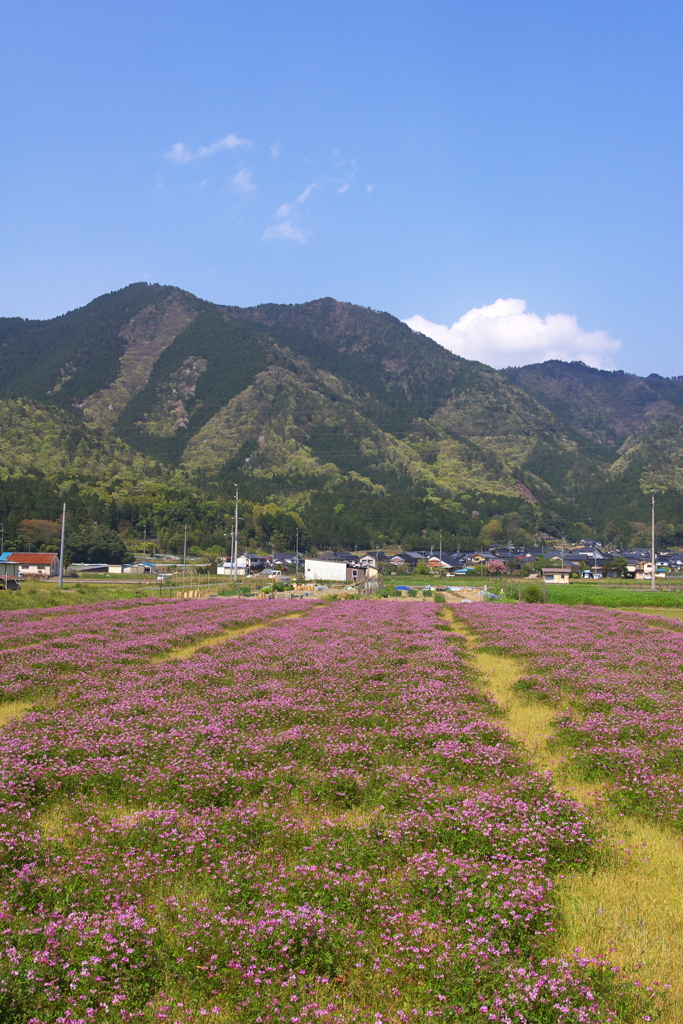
[1,0,680,374]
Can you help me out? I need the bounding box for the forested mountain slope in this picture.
[1,283,681,550]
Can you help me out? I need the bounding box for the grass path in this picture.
[632,607,683,622]
[0,700,32,727]
[447,611,681,1017]
[156,611,305,661]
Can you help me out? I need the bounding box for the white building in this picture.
[304,558,366,583]
[217,555,250,576]
[541,567,571,584]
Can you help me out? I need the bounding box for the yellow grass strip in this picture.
[557,817,683,1007]
[36,802,74,841]
[0,700,32,727]
[633,607,683,623]
[157,612,305,661]
[446,610,681,1016]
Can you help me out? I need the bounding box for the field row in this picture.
[0,598,291,699]
[0,599,638,1023]
[455,603,683,826]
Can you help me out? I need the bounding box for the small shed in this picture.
[541,567,571,584]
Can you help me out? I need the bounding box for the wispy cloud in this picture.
[365,183,374,194]
[231,168,256,193]
[262,220,309,244]
[404,298,621,370]
[265,181,320,243]
[165,133,252,164]
[270,142,282,160]
[296,182,319,204]
[336,167,355,194]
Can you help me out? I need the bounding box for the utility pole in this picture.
[295,527,299,579]
[58,503,66,589]
[0,523,6,554]
[233,485,239,584]
[651,489,656,593]
[183,524,187,592]
[143,525,147,560]
[439,529,443,579]
[229,528,234,581]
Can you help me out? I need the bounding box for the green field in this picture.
[548,586,683,608]
[0,579,155,611]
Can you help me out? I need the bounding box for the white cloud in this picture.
[231,168,255,193]
[296,182,319,204]
[275,182,319,219]
[270,142,282,160]
[365,183,374,194]
[336,169,355,194]
[403,298,621,369]
[265,181,320,243]
[165,133,252,164]
[262,220,309,244]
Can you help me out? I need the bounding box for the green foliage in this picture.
[0,581,151,611]
[116,308,271,462]
[66,525,131,565]
[0,283,178,407]
[544,586,683,608]
[0,284,681,550]
[16,518,62,548]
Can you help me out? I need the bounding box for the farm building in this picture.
[0,552,60,578]
[305,558,367,583]
[541,566,571,584]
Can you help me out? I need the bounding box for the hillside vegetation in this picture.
[1,283,682,553]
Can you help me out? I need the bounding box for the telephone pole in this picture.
[295,527,300,579]
[183,524,187,591]
[233,486,239,583]
[58,503,66,589]
[0,523,6,555]
[651,489,656,593]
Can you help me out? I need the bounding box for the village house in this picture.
[357,554,380,577]
[0,552,60,578]
[626,559,653,580]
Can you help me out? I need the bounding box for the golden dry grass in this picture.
[0,700,32,727]
[158,612,304,661]
[36,802,73,841]
[446,609,682,1017]
[557,817,683,1009]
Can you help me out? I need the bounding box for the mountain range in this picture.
[1,282,681,552]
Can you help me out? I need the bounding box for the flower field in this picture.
[454,603,683,827]
[0,599,650,1022]
[0,598,289,699]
